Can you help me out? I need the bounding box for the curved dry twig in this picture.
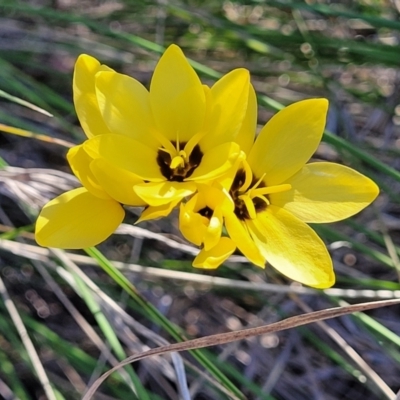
[82,298,400,400]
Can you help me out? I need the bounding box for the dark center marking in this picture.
[198,206,213,218]
[230,169,268,221]
[157,141,203,182]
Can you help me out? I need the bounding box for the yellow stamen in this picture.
[170,155,185,169]
[251,183,292,197]
[240,160,253,193]
[251,173,267,191]
[176,132,180,152]
[158,147,174,157]
[151,128,176,155]
[169,132,188,169]
[253,194,270,206]
[179,150,187,159]
[239,194,257,219]
[183,130,207,157]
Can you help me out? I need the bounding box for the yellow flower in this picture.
[177,83,266,269]
[82,44,251,215]
[195,99,379,288]
[36,55,140,249]
[36,45,252,248]
[179,185,236,268]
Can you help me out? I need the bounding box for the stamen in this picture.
[251,173,267,191]
[252,183,292,196]
[151,129,176,155]
[179,150,187,159]
[231,168,291,220]
[157,139,204,181]
[239,194,257,219]
[240,160,253,193]
[183,130,207,158]
[252,194,270,206]
[170,155,185,169]
[176,132,180,152]
[158,146,175,157]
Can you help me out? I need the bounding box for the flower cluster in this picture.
[36,45,379,288]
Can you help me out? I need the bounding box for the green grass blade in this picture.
[84,246,245,399]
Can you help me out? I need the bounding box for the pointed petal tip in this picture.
[76,53,98,63]
[163,44,185,58]
[192,237,236,269]
[253,259,266,269]
[227,68,250,82]
[74,54,101,75]
[309,273,336,289]
[35,231,49,248]
[248,97,330,185]
[94,69,114,81]
[293,97,329,115]
[370,180,380,200]
[275,263,335,289]
[272,163,380,223]
[305,97,329,107]
[192,259,219,270]
[165,43,180,50]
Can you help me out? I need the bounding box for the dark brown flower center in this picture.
[230,169,268,221]
[198,206,213,218]
[156,141,203,182]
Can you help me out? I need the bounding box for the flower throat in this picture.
[157,141,203,182]
[230,164,292,221]
[230,169,268,220]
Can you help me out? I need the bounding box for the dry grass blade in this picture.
[0,89,53,117]
[83,299,400,400]
[291,294,396,399]
[34,257,135,391]
[0,275,58,400]
[1,239,399,300]
[51,248,191,399]
[0,123,75,148]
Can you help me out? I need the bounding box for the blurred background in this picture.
[0,0,400,399]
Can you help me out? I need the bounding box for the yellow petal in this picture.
[187,189,207,211]
[224,212,265,267]
[67,144,110,200]
[270,162,379,223]
[73,54,112,138]
[83,134,164,181]
[179,200,208,246]
[134,181,196,206]
[215,158,244,192]
[35,187,124,249]
[234,83,257,155]
[200,69,250,152]
[247,205,334,288]
[193,237,236,269]
[90,158,146,206]
[150,44,206,142]
[203,209,223,251]
[188,142,241,182]
[138,200,180,223]
[247,99,329,185]
[179,185,230,249]
[95,71,158,147]
[196,183,235,214]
